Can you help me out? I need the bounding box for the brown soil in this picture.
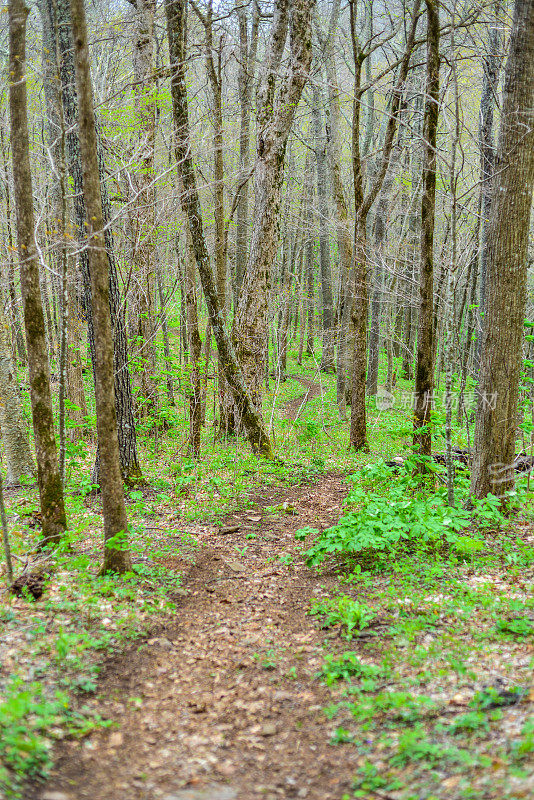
[32,474,356,800]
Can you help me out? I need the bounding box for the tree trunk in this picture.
[413,0,439,465]
[231,0,312,420]
[312,81,335,373]
[53,0,142,484]
[8,0,67,544]
[39,0,71,479]
[156,257,175,406]
[0,127,27,365]
[128,0,158,416]
[183,225,202,456]
[0,465,14,584]
[165,0,273,458]
[367,156,399,395]
[350,217,370,450]
[66,258,89,437]
[471,0,534,498]
[278,228,301,379]
[69,0,132,573]
[234,0,260,302]
[0,287,35,485]
[38,0,88,436]
[476,0,503,366]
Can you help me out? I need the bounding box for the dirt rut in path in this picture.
[35,475,356,800]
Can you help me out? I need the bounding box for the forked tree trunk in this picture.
[69,0,131,573]
[317,0,353,401]
[471,0,534,498]
[8,0,67,544]
[349,0,421,450]
[165,0,273,458]
[231,0,312,421]
[192,1,230,432]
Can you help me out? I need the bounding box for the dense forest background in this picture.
[1,0,534,798]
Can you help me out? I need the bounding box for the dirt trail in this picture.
[33,474,356,800]
[281,375,323,422]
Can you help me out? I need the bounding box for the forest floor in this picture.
[30,472,354,800]
[1,363,533,800]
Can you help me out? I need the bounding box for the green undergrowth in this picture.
[297,458,534,799]
[3,342,533,798]
[299,456,534,569]
[0,525,186,796]
[1,347,357,796]
[0,679,112,798]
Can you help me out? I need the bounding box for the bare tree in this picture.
[69,0,132,573]
[413,0,440,466]
[126,0,159,416]
[471,0,534,498]
[165,0,273,458]
[8,0,67,544]
[349,0,422,451]
[234,0,260,301]
[231,0,313,423]
[311,79,335,372]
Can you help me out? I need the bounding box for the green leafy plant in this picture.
[452,535,485,561]
[512,718,534,760]
[252,648,278,670]
[309,595,376,638]
[318,652,384,685]
[352,761,404,798]
[303,465,472,568]
[277,552,294,567]
[471,685,525,710]
[494,616,534,638]
[346,691,438,724]
[0,680,111,797]
[449,711,490,736]
[392,725,475,767]
[294,525,320,542]
[329,726,354,744]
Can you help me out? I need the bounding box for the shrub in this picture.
[301,462,471,568]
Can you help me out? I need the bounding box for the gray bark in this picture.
[8,0,67,543]
[471,0,534,498]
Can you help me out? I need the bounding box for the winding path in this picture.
[34,475,357,800]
